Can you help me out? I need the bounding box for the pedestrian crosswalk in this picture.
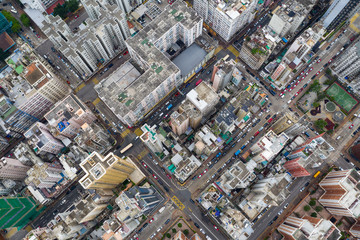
[137,149,148,160]
[121,129,130,138]
[171,196,185,210]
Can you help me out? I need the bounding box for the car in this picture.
[317,58,322,63]
[166,174,172,179]
[153,174,158,179]
[305,182,310,187]
[123,50,129,55]
[305,72,309,76]
[66,80,70,84]
[278,209,284,215]
[214,225,219,231]
[200,229,206,234]
[142,162,147,168]
[148,217,154,223]
[265,114,271,120]
[284,203,289,209]
[194,223,200,228]
[328,59,332,63]
[198,175,202,178]
[300,187,305,192]
[165,219,171,224]
[53,210,59,215]
[350,124,354,129]
[303,83,308,88]
[203,169,207,174]
[301,76,305,80]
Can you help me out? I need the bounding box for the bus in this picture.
[223,54,229,61]
[120,143,133,154]
[196,79,203,86]
[314,171,321,178]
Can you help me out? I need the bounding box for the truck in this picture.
[166,104,173,110]
[240,145,246,150]
[234,149,242,156]
[216,152,221,158]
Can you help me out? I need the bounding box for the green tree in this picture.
[178,223,182,228]
[53,4,68,19]
[20,13,31,27]
[315,206,323,212]
[166,233,171,238]
[67,0,79,12]
[325,68,332,76]
[313,102,320,108]
[309,79,321,93]
[314,119,327,130]
[172,228,176,233]
[311,212,317,217]
[304,205,311,211]
[324,79,334,85]
[246,36,251,41]
[1,10,21,33]
[309,200,316,206]
[183,229,189,235]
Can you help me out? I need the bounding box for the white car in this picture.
[200,229,206,234]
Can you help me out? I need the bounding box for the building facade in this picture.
[278,215,341,240]
[318,168,360,217]
[0,157,31,180]
[79,152,135,190]
[194,0,259,41]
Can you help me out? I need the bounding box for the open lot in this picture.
[326,83,358,112]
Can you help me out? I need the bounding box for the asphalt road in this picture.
[32,183,85,228]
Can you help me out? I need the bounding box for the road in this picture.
[31,183,85,228]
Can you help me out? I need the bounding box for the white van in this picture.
[159,113,164,117]
[336,136,341,140]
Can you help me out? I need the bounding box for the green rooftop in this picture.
[15,65,24,74]
[118,92,127,102]
[155,66,163,74]
[125,100,133,106]
[171,9,177,15]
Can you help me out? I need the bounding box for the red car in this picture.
[74,14,79,19]
[175,92,180,97]
[328,59,332,63]
[301,76,305,80]
[66,80,70,84]
[149,218,154,223]
[309,67,313,72]
[36,34,40,38]
[350,124,354,129]
[203,169,207,174]
[214,225,219,231]
[316,71,320,76]
[166,174,172,179]
[153,174,158,179]
[142,162,147,168]
[123,50,129,55]
[317,58,322,63]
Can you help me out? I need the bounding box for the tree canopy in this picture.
[53,0,80,19]
[1,10,21,33]
[20,13,31,27]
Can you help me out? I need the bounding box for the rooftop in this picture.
[96,0,202,118]
[172,43,207,77]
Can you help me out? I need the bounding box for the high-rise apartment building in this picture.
[0,157,31,181]
[250,130,289,163]
[41,0,129,78]
[194,0,259,41]
[96,1,206,127]
[271,112,299,134]
[2,61,69,135]
[25,162,64,189]
[44,94,97,139]
[322,0,360,30]
[332,41,360,91]
[268,0,311,37]
[24,122,64,155]
[79,152,135,190]
[278,215,341,240]
[140,124,163,153]
[239,29,275,70]
[0,196,39,229]
[211,59,238,91]
[246,173,291,210]
[170,111,190,136]
[318,168,360,218]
